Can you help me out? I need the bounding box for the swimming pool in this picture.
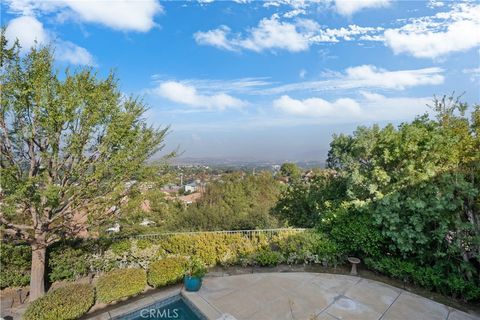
[113,295,207,320]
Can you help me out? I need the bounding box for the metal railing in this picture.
[110,228,308,240]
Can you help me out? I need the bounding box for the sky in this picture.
[2,0,480,162]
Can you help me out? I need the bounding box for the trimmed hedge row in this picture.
[96,268,147,303]
[24,283,94,320]
[2,230,334,289]
[147,256,187,288]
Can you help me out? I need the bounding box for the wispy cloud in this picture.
[259,65,444,94]
[273,91,431,121]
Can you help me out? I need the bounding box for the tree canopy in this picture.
[0,36,168,299]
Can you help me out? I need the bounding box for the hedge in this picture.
[365,257,480,301]
[0,243,31,288]
[147,256,187,287]
[96,268,146,303]
[1,231,342,288]
[23,283,94,320]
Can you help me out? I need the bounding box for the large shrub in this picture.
[273,231,340,265]
[48,244,90,282]
[0,243,31,288]
[23,283,94,320]
[252,248,283,267]
[365,257,480,301]
[147,257,187,287]
[96,268,146,303]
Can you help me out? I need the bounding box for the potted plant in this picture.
[184,257,207,292]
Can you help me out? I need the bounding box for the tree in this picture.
[326,96,479,281]
[279,162,301,180]
[273,169,345,227]
[0,37,168,300]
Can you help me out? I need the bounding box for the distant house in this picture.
[184,181,198,193]
[161,183,181,193]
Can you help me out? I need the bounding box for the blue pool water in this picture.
[113,295,206,320]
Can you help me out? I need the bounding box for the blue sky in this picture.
[2,0,479,162]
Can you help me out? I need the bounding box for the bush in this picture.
[365,257,480,302]
[96,268,146,303]
[273,231,340,265]
[147,257,187,288]
[23,283,94,320]
[0,243,31,288]
[185,257,207,278]
[48,245,90,282]
[325,209,386,258]
[253,248,283,266]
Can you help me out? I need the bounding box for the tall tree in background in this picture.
[0,35,168,300]
[279,162,301,180]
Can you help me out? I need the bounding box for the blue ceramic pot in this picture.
[184,276,202,292]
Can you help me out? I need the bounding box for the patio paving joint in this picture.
[378,290,402,319]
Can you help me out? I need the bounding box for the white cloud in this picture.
[5,15,95,65]
[463,67,480,82]
[56,41,95,66]
[5,0,163,32]
[274,95,361,117]
[195,15,383,52]
[273,92,430,121]
[154,81,246,110]
[334,0,391,16]
[262,65,444,94]
[5,16,48,50]
[238,14,309,52]
[194,14,315,52]
[283,9,306,18]
[384,3,480,58]
[343,65,444,89]
[193,26,235,51]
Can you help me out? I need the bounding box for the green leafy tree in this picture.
[273,169,345,227]
[172,172,281,230]
[0,37,167,300]
[326,96,479,281]
[279,162,301,180]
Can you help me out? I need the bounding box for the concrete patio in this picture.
[184,272,480,320]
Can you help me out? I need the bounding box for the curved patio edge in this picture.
[184,272,479,320]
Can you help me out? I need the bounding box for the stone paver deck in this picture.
[185,272,479,320]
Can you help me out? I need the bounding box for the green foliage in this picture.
[110,240,132,256]
[185,257,208,278]
[0,34,169,299]
[147,257,187,288]
[365,257,480,301]
[280,163,301,179]
[47,245,90,282]
[274,96,480,301]
[23,283,94,320]
[323,208,386,258]
[170,172,282,231]
[273,170,346,227]
[0,243,31,288]
[96,268,146,303]
[272,231,340,265]
[253,248,283,266]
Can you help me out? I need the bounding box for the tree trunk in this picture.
[29,243,46,301]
